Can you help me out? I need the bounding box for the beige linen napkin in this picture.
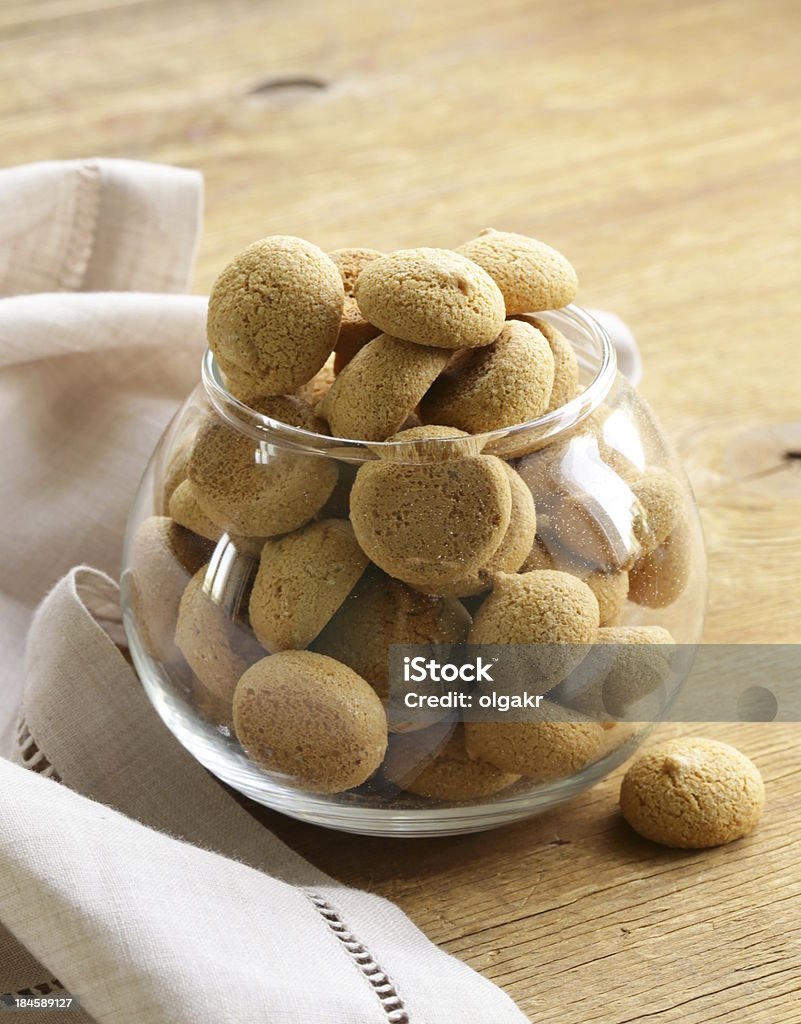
[0,159,531,1023]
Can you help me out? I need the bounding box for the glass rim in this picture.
[200,304,618,458]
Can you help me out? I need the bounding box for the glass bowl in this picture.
[121,305,706,836]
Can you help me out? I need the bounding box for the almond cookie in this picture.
[129,516,212,660]
[168,480,267,559]
[207,236,344,395]
[350,440,512,592]
[456,229,578,313]
[353,248,506,350]
[319,334,450,441]
[249,519,369,653]
[557,624,675,720]
[175,563,264,702]
[420,319,555,433]
[512,314,580,411]
[630,467,684,557]
[465,701,605,780]
[189,395,338,537]
[329,247,384,372]
[518,434,643,571]
[295,352,336,406]
[233,650,387,793]
[628,522,692,608]
[313,569,471,726]
[385,724,520,800]
[520,537,629,627]
[470,569,599,690]
[381,424,485,462]
[429,463,537,597]
[620,737,765,848]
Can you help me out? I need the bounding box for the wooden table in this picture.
[4,0,801,1019]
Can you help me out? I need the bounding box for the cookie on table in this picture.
[319,334,450,441]
[189,394,338,537]
[419,319,555,433]
[353,247,506,349]
[233,650,387,793]
[456,229,578,313]
[249,519,369,653]
[620,737,765,848]
[207,235,344,395]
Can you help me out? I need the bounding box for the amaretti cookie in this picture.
[350,437,513,591]
[189,395,338,537]
[130,516,212,660]
[469,569,599,689]
[175,564,264,702]
[385,724,520,800]
[313,569,471,724]
[319,334,450,441]
[207,236,344,395]
[520,537,629,627]
[628,522,692,608]
[420,319,555,433]
[295,353,336,406]
[465,702,605,780]
[456,229,578,313]
[249,519,369,652]
[329,247,383,372]
[630,467,684,557]
[559,625,675,720]
[512,314,580,411]
[353,248,506,349]
[233,650,387,793]
[431,462,537,597]
[168,480,266,559]
[620,737,765,848]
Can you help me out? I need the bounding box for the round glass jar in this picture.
[121,306,706,836]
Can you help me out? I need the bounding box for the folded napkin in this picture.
[0,158,640,1023]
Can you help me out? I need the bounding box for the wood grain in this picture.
[3,0,801,1019]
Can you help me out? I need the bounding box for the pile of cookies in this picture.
[131,230,694,804]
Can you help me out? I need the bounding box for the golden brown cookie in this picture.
[249,519,369,652]
[381,425,485,462]
[518,434,643,571]
[519,534,629,626]
[469,569,600,689]
[470,570,599,645]
[168,483,268,559]
[620,737,765,848]
[319,334,450,441]
[329,247,384,372]
[465,701,605,779]
[419,319,555,433]
[128,516,212,661]
[561,625,675,720]
[295,353,336,406]
[207,235,344,395]
[456,229,578,313]
[353,247,506,349]
[175,563,264,702]
[385,724,520,800]
[631,467,684,557]
[313,569,471,724]
[628,522,692,608]
[430,463,537,597]
[350,441,513,591]
[189,395,338,537]
[233,650,387,793]
[512,314,580,411]
[157,433,193,513]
